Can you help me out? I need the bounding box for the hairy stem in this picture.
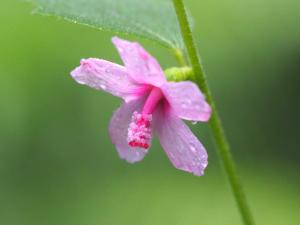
[172,1,255,225]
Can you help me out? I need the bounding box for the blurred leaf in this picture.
[30,0,183,49]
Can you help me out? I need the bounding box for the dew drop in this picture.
[190,143,197,153]
[191,121,198,125]
[77,80,86,85]
[100,84,107,90]
[190,145,197,153]
[202,161,208,168]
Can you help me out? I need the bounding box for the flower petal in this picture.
[71,58,147,102]
[162,81,211,121]
[109,97,149,163]
[112,36,166,87]
[156,111,208,176]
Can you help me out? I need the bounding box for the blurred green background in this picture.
[0,0,299,225]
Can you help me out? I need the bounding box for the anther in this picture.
[127,112,152,150]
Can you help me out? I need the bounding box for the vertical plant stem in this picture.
[172,1,255,225]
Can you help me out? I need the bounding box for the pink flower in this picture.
[71,37,212,176]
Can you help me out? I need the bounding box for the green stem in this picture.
[172,1,255,225]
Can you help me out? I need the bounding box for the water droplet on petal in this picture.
[77,80,86,85]
[100,84,107,90]
[190,145,197,153]
[202,161,208,168]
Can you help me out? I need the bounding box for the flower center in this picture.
[127,87,163,149]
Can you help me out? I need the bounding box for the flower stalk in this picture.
[172,0,255,225]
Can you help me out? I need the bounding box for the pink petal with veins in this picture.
[112,36,166,87]
[162,81,211,121]
[71,58,148,102]
[156,109,208,176]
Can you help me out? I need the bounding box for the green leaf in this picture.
[30,0,184,49]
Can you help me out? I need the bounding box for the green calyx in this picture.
[164,66,193,82]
